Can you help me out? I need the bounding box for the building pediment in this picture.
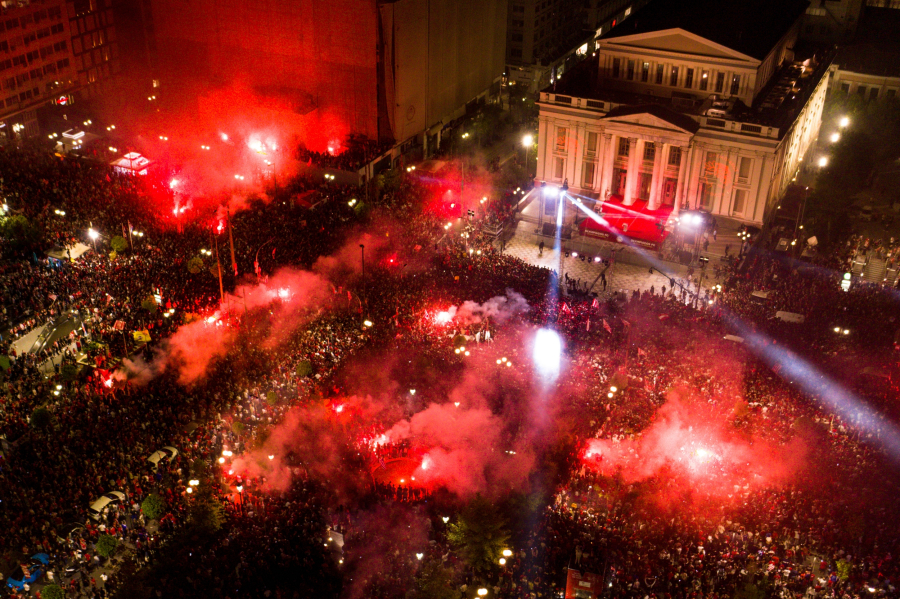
[603,28,759,64]
[601,105,700,137]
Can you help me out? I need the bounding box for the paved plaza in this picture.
[495,193,742,300]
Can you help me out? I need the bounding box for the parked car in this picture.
[6,553,49,590]
[147,446,179,470]
[88,491,126,520]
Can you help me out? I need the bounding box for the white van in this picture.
[147,446,179,470]
[88,491,126,520]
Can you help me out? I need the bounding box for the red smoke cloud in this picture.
[384,402,535,497]
[582,392,807,501]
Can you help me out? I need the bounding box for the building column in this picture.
[717,150,738,216]
[570,123,585,189]
[685,142,702,210]
[536,116,550,183]
[595,132,609,194]
[600,133,615,199]
[673,144,691,216]
[648,143,667,210]
[623,137,641,206]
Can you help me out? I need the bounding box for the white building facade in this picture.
[535,24,829,225]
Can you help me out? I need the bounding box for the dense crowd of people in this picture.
[0,139,897,599]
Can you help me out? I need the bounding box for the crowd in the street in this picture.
[0,141,898,599]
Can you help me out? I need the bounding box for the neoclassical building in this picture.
[535,0,831,228]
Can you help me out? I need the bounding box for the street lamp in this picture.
[522,134,534,178]
[830,132,840,143]
[818,156,829,168]
[839,116,850,128]
[88,228,99,250]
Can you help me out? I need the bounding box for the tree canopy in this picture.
[447,495,510,572]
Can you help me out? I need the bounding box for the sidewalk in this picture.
[501,220,722,299]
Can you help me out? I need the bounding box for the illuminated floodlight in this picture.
[88,228,99,240]
[830,132,840,143]
[839,116,849,128]
[221,133,229,141]
[522,134,533,147]
[818,156,829,168]
[533,328,562,380]
[544,186,559,197]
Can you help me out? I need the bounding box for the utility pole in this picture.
[215,235,225,307]
[227,209,237,276]
[359,244,366,312]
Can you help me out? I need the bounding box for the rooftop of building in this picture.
[602,0,809,61]
[834,7,900,77]
[540,43,834,139]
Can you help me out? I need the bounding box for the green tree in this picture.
[189,483,225,534]
[191,458,210,479]
[295,360,313,377]
[448,495,510,572]
[837,559,853,581]
[232,421,245,435]
[30,406,52,429]
[376,169,401,198]
[735,581,766,599]
[96,534,119,557]
[187,256,204,274]
[0,214,40,253]
[141,493,166,521]
[414,559,461,599]
[110,235,128,253]
[266,390,278,406]
[141,295,158,313]
[60,362,78,381]
[41,584,65,599]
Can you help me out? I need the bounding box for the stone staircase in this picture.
[863,257,886,284]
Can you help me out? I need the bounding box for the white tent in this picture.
[46,242,91,261]
[775,311,805,323]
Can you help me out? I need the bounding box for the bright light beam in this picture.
[567,196,677,278]
[723,313,900,463]
[533,328,562,381]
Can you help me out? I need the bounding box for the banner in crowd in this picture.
[565,568,601,599]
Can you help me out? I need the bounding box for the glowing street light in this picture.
[477,589,488,597]
[363,320,373,328]
[839,116,850,128]
[830,132,840,143]
[502,549,512,557]
[818,156,829,168]
[522,133,534,177]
